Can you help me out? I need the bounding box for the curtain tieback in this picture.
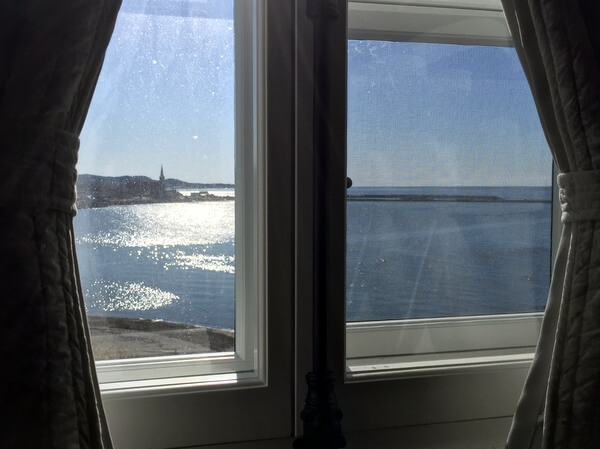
[0,121,79,215]
[558,170,600,222]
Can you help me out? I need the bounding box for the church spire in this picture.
[158,165,166,199]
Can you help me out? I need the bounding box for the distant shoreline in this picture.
[76,194,551,209]
[76,173,235,210]
[347,194,551,203]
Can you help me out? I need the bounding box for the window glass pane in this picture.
[77,0,238,360]
[346,41,552,322]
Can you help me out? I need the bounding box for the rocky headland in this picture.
[76,174,234,209]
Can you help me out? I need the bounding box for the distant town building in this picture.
[190,191,209,200]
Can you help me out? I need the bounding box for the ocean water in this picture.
[346,186,551,320]
[75,202,236,329]
[74,186,552,330]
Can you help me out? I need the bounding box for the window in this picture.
[336,1,554,442]
[77,0,556,447]
[78,0,294,447]
[344,0,553,377]
[78,0,261,386]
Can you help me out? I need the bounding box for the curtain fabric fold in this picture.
[0,1,121,448]
[501,0,600,448]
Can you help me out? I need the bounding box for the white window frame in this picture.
[90,1,561,447]
[94,0,262,390]
[98,1,296,447]
[291,1,557,445]
[343,0,556,380]
[349,0,513,46]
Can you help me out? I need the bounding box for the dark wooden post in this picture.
[294,0,346,447]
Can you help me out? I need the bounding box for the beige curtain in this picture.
[0,1,121,447]
[501,0,600,448]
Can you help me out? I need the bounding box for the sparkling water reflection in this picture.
[85,280,179,312]
[76,202,234,248]
[75,202,236,329]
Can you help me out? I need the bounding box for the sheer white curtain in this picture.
[501,1,600,448]
[0,1,121,447]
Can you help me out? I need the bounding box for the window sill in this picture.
[183,417,512,449]
[100,371,264,397]
[347,347,534,381]
[97,352,262,396]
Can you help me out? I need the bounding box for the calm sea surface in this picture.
[74,186,552,330]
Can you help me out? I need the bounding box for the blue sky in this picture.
[80,0,235,183]
[347,40,551,186]
[79,0,552,186]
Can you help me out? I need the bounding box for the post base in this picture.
[293,371,346,449]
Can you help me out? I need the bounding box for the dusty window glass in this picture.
[346,41,552,322]
[77,0,237,360]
